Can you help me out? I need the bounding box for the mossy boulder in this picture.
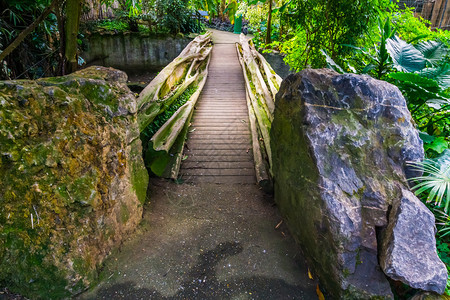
[0,66,149,298]
[271,69,446,298]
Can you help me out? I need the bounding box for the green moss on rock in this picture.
[0,66,148,299]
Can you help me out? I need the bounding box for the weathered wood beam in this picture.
[236,42,273,170]
[138,32,212,178]
[137,33,212,132]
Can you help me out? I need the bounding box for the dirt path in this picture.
[79,180,317,299]
[79,30,317,299]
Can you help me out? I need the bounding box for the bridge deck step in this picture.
[181,175,256,184]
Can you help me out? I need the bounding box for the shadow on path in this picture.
[95,241,311,299]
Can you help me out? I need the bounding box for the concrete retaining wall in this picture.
[82,33,192,74]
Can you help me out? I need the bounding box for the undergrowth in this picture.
[140,85,197,157]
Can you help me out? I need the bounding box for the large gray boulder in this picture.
[271,69,447,298]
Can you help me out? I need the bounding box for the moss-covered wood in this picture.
[236,35,281,185]
[139,32,212,178]
[137,33,212,132]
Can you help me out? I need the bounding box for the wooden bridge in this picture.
[180,34,255,184]
[82,30,317,300]
[139,29,278,187]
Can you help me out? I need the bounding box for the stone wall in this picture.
[82,33,192,74]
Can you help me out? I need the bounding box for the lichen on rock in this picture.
[0,66,148,298]
[271,69,447,298]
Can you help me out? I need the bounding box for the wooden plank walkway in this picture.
[180,39,256,184]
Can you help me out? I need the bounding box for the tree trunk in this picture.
[266,0,272,44]
[55,2,66,75]
[220,0,226,21]
[64,0,82,74]
[0,0,59,62]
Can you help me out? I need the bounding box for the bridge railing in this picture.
[236,34,282,190]
[138,32,212,178]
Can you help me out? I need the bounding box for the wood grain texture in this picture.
[180,44,256,184]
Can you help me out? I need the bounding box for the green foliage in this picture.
[224,0,239,25]
[0,0,59,79]
[435,236,450,295]
[155,0,193,34]
[421,134,449,154]
[142,86,196,139]
[141,86,196,174]
[391,6,450,46]
[409,160,450,213]
[334,17,396,79]
[98,0,202,34]
[280,0,380,69]
[436,209,450,238]
[190,0,220,18]
[385,36,450,138]
[325,28,450,140]
[387,35,427,73]
[96,19,130,31]
[240,1,287,48]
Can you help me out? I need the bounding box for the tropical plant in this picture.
[385,36,450,138]
[155,0,192,34]
[386,36,448,74]
[421,132,450,155]
[279,0,381,69]
[190,0,220,19]
[0,0,60,79]
[340,17,396,79]
[409,159,450,213]
[436,209,450,238]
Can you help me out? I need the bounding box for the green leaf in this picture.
[362,64,376,74]
[425,137,449,154]
[407,34,430,44]
[426,99,450,110]
[415,40,448,66]
[272,0,291,14]
[386,35,427,73]
[419,64,450,90]
[408,160,450,212]
[389,72,440,91]
[420,132,436,144]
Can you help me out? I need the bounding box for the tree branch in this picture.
[0,0,59,62]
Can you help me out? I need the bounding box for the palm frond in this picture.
[435,209,450,237]
[408,160,450,213]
